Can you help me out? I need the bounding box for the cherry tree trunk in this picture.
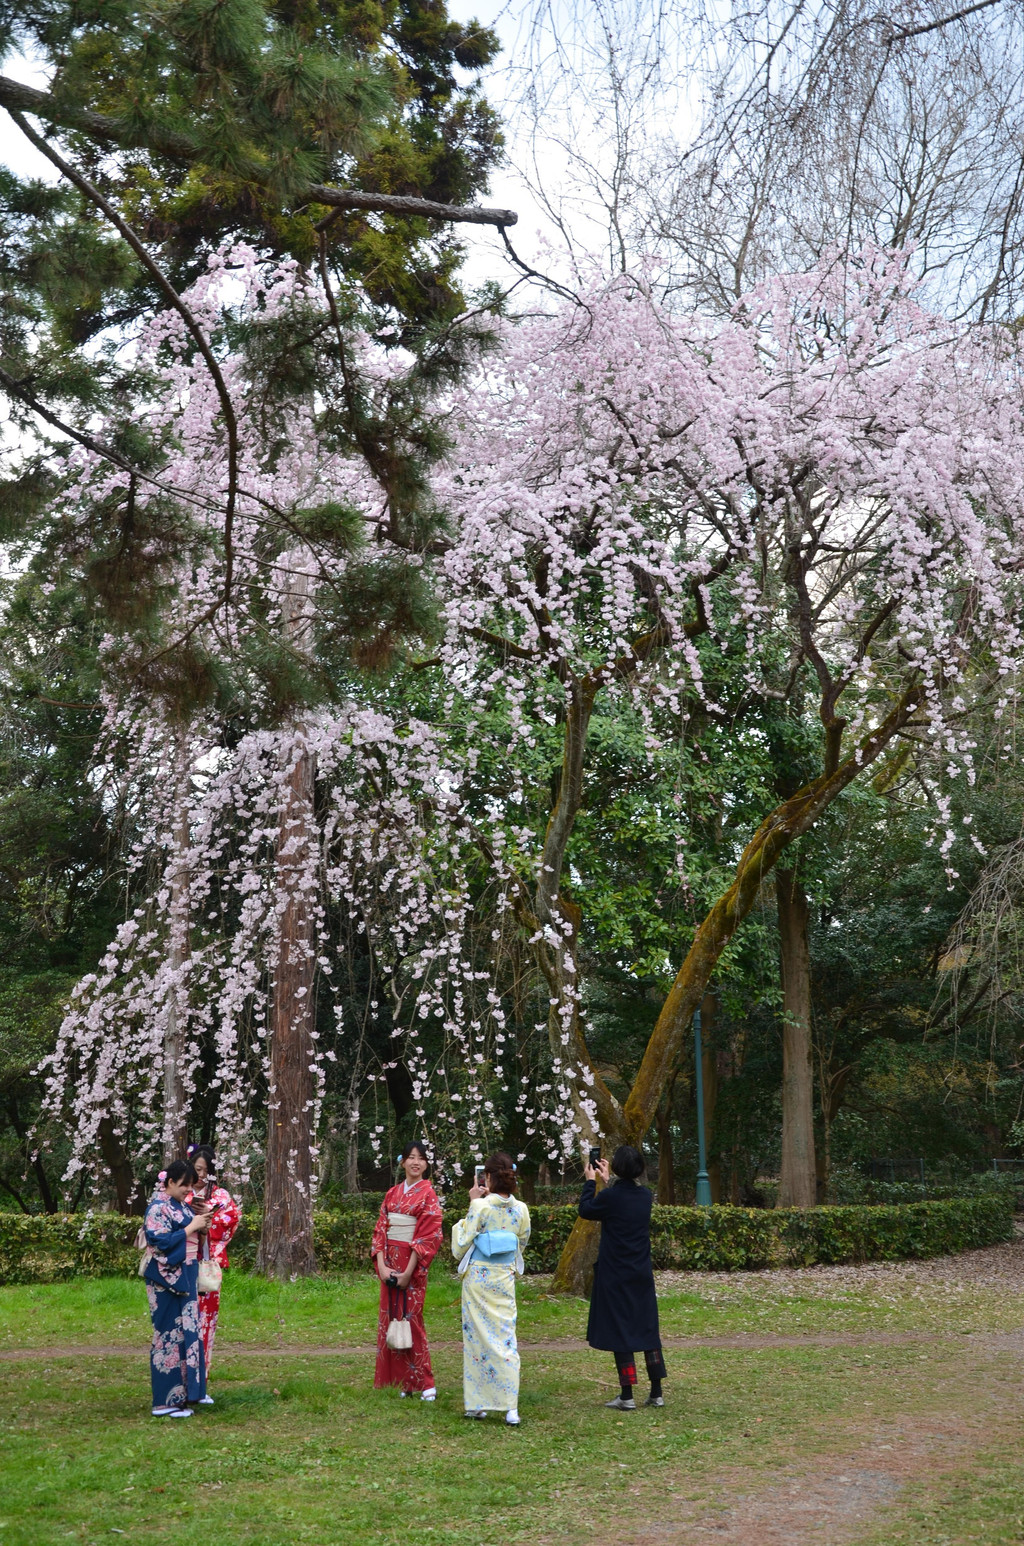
[344,1099,360,1194]
[98,1115,137,1215]
[256,737,319,1278]
[776,868,817,1208]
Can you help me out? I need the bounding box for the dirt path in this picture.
[0,1327,975,1360]
[608,1412,1007,1546]
[594,1328,1024,1546]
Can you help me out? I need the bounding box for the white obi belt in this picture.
[386,1212,417,1244]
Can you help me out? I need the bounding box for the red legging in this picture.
[199,1289,221,1374]
[614,1348,666,1388]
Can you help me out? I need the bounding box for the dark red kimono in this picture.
[371,1178,444,1392]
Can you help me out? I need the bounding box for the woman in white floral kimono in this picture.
[451,1151,531,1426]
[142,1158,210,1417]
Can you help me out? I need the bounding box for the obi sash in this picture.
[387,1212,417,1244]
[459,1227,520,1272]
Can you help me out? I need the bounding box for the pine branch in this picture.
[9,109,240,634]
[0,75,518,227]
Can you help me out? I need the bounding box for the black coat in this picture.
[579,1178,662,1352]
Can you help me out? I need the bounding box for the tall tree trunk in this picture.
[257,555,319,1278]
[700,993,721,1203]
[162,731,190,1162]
[816,1062,853,1203]
[257,731,319,1277]
[6,1097,58,1213]
[725,1024,749,1204]
[527,681,627,1296]
[776,867,817,1208]
[98,1115,136,1215]
[344,1098,360,1194]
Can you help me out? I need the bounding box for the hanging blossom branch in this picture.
[40,707,528,1188]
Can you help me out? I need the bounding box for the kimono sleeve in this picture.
[208,1187,241,1265]
[578,1179,612,1221]
[370,1190,391,1259]
[411,1184,443,1268]
[145,1198,188,1265]
[515,1201,532,1249]
[451,1198,485,1263]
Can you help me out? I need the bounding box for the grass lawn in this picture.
[2,1251,1023,1545]
[3,1254,1021,1352]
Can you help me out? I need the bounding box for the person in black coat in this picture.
[579,1144,666,1410]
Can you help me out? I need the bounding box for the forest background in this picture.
[2,0,1024,1286]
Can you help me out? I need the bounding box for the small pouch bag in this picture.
[198,1258,222,1294]
[385,1286,413,1350]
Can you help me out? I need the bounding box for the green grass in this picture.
[2,1268,1023,1544]
[2,1263,1021,1351]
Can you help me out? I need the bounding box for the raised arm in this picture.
[578,1179,612,1221]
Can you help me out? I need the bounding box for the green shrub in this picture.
[0,1193,1012,1286]
[0,1212,141,1286]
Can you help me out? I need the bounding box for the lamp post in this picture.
[693,1006,712,1207]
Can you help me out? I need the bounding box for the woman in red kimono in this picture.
[371,1140,443,1399]
[188,1142,241,1402]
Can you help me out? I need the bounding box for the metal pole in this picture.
[693,1007,712,1207]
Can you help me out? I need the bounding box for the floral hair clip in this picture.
[187,1143,198,1156]
[158,1170,167,1183]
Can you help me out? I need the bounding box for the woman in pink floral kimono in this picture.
[187,1143,241,1399]
[142,1158,209,1417]
[371,1141,443,1399]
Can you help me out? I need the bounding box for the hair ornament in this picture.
[512,1163,517,1171]
[187,1143,197,1156]
[158,1170,167,1183]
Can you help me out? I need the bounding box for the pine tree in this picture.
[0,0,512,1271]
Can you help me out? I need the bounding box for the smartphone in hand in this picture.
[474,1166,486,1188]
[588,1147,601,1170]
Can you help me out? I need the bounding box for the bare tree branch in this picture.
[887,0,1005,41]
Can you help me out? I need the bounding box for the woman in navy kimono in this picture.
[143,1158,210,1417]
[579,1145,666,1411]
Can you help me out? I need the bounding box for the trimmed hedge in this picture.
[0,1193,1012,1286]
[0,1213,142,1286]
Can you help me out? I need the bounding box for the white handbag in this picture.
[386,1316,413,1350]
[197,1257,223,1294]
[385,1286,413,1349]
